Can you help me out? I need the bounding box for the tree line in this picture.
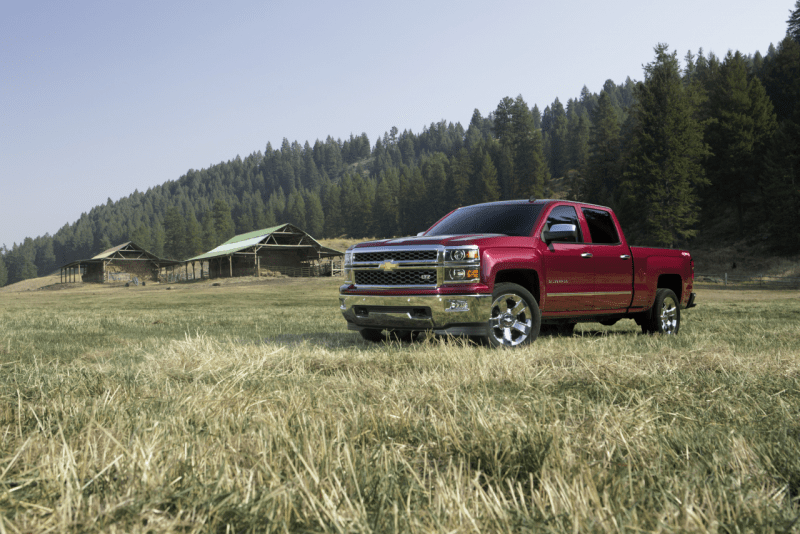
[2,4,799,287]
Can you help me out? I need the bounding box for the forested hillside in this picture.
[2,15,799,287]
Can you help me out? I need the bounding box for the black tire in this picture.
[486,283,541,348]
[641,288,680,335]
[359,328,384,342]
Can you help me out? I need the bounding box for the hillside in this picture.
[2,36,799,289]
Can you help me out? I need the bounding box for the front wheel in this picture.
[486,283,541,348]
[642,288,680,335]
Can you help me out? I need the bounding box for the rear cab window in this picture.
[581,208,620,244]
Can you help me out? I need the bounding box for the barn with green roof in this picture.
[187,223,343,279]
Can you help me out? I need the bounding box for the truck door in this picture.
[540,205,594,312]
[581,207,633,311]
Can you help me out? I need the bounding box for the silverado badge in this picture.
[378,261,399,271]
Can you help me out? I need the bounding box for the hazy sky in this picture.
[1,0,791,248]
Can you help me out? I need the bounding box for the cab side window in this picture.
[543,205,582,243]
[582,208,620,244]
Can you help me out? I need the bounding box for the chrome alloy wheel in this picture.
[660,294,679,334]
[489,292,533,346]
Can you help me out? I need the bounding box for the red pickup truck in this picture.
[340,199,696,347]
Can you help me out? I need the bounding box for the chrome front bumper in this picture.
[339,293,492,336]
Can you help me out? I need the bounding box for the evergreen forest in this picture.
[2,6,800,288]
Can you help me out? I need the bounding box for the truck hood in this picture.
[352,234,506,248]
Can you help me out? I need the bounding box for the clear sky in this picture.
[0,0,792,248]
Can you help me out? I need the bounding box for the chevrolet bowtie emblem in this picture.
[378,261,399,271]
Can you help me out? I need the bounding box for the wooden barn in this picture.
[187,224,343,279]
[59,242,181,284]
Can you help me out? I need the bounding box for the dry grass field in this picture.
[0,277,799,533]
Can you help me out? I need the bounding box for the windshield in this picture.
[425,203,544,237]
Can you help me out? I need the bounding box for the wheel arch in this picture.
[657,274,683,302]
[493,269,541,303]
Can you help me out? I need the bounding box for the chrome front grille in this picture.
[355,270,438,286]
[348,245,478,288]
[353,250,438,263]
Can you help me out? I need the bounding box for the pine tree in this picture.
[789,0,800,44]
[706,51,777,234]
[422,154,448,223]
[475,152,500,203]
[200,210,217,251]
[34,237,56,276]
[448,149,472,209]
[185,211,204,257]
[762,37,800,123]
[398,167,427,235]
[6,240,39,285]
[354,175,376,236]
[130,223,151,250]
[492,95,549,198]
[99,235,113,253]
[151,221,165,258]
[543,98,568,178]
[373,178,398,237]
[212,199,235,242]
[761,109,800,252]
[566,109,590,173]
[584,91,622,205]
[263,205,277,229]
[512,119,549,199]
[622,44,710,247]
[322,182,343,237]
[492,97,515,141]
[235,200,254,234]
[163,206,187,259]
[285,190,306,229]
[304,190,325,237]
[0,252,8,287]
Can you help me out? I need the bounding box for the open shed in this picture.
[187,224,343,279]
[59,242,181,284]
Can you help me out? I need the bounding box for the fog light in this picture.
[449,268,466,280]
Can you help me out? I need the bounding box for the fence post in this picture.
[724,273,727,287]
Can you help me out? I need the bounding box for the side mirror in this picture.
[542,223,578,244]
[416,232,426,236]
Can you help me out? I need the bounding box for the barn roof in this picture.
[60,241,181,269]
[187,223,343,262]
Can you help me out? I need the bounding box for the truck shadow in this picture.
[238,326,645,351]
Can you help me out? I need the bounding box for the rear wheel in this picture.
[486,283,541,348]
[642,288,680,335]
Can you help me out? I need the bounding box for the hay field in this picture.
[1,279,799,532]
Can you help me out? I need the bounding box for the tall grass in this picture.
[1,280,799,532]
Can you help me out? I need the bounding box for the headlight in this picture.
[445,247,479,262]
[443,246,480,284]
[446,268,480,282]
[343,249,354,283]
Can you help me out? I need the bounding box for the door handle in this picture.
[620,255,631,260]
[581,253,593,258]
